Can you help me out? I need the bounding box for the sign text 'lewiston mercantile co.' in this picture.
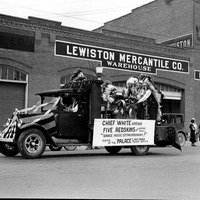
[55,41,189,74]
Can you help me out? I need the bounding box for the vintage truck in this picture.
[162,113,188,147]
[0,80,181,159]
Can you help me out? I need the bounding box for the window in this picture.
[60,77,66,85]
[0,65,27,82]
[170,115,176,123]
[43,96,57,112]
[176,115,183,124]
[14,70,20,80]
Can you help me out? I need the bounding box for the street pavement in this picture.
[0,140,199,199]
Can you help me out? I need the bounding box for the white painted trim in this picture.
[25,76,28,108]
[0,79,27,84]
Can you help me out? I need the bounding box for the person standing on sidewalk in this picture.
[197,123,200,142]
[189,118,198,146]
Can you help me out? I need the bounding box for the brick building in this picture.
[0,11,191,127]
[94,0,200,128]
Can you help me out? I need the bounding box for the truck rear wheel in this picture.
[105,146,122,155]
[64,145,77,151]
[0,142,19,157]
[49,145,62,151]
[130,146,150,156]
[17,128,46,159]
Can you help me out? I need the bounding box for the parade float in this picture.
[0,70,181,159]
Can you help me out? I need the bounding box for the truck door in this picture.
[58,94,89,137]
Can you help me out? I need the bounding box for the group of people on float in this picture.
[68,68,164,124]
[101,73,164,124]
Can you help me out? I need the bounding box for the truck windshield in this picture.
[42,96,58,112]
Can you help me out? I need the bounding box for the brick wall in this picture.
[97,0,194,43]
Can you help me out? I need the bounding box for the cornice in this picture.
[64,31,191,59]
[0,14,191,59]
[101,29,156,43]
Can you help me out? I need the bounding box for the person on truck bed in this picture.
[102,81,127,118]
[101,74,164,122]
[136,74,163,123]
[123,76,139,101]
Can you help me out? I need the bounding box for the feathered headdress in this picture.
[70,68,86,82]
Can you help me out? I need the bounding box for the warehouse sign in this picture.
[55,41,189,74]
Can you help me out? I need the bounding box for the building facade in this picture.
[94,0,200,128]
[0,12,191,128]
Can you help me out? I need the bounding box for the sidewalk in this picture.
[184,140,200,147]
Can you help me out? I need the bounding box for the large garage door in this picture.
[0,82,25,127]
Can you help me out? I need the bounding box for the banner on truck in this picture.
[93,119,155,146]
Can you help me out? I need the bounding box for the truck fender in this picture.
[17,123,55,145]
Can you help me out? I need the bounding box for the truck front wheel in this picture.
[105,146,122,155]
[17,128,46,159]
[0,142,19,157]
[130,146,150,156]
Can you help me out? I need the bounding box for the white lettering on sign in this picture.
[119,54,170,69]
[172,62,183,70]
[160,34,193,48]
[106,61,152,72]
[66,45,115,61]
[168,39,191,48]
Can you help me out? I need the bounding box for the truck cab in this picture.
[37,80,102,145]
